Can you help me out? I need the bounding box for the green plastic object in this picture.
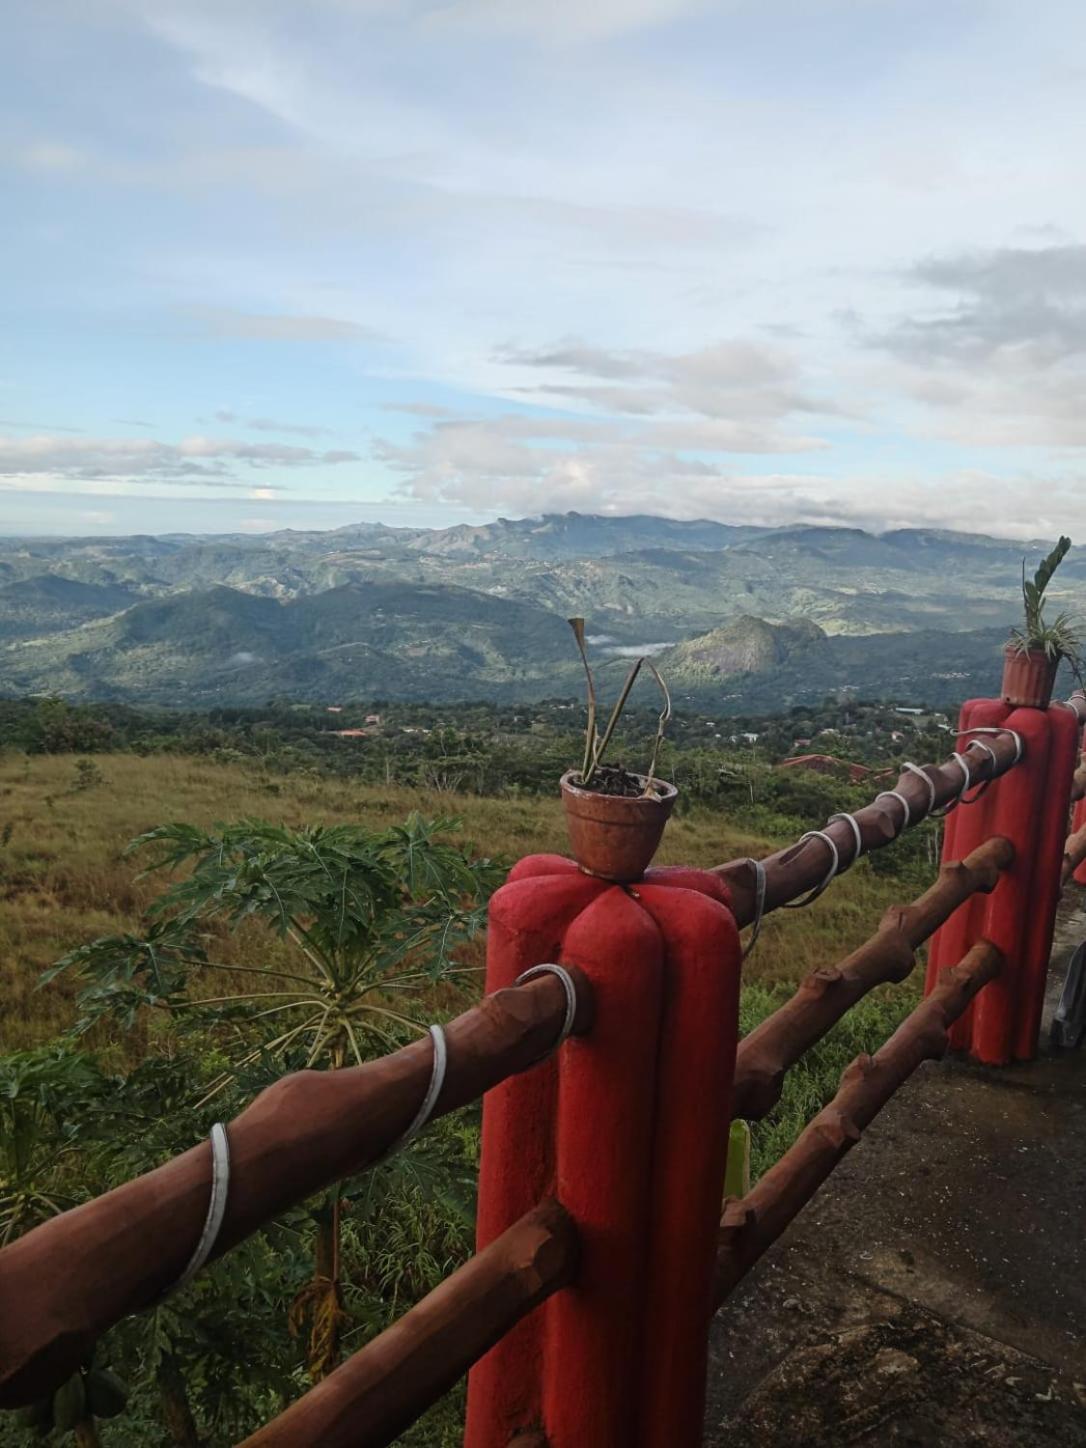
[724,1118,751,1199]
[52,1372,86,1433]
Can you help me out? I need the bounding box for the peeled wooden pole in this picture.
[1063,823,1086,888]
[238,1198,577,1448]
[0,971,592,1407]
[732,837,1013,1120]
[713,732,1024,924]
[713,941,1003,1311]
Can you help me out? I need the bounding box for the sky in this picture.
[3,0,1086,539]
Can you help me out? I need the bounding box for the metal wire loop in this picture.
[740,857,767,960]
[959,739,998,804]
[515,963,580,1059]
[874,789,911,834]
[827,812,864,872]
[931,751,972,818]
[901,762,937,816]
[379,1024,448,1164]
[174,1122,231,1292]
[781,830,840,909]
[959,724,1024,764]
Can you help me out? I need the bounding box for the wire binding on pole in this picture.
[827,812,864,872]
[515,963,580,1059]
[379,1024,448,1164]
[740,857,767,960]
[874,789,912,834]
[959,724,1024,764]
[174,1122,230,1292]
[902,762,937,816]
[960,738,998,803]
[781,830,840,909]
[931,751,972,818]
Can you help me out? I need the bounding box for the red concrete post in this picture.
[1073,739,1086,888]
[464,856,741,1448]
[925,700,1080,1063]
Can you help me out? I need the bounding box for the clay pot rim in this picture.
[560,769,678,805]
[1002,640,1060,660]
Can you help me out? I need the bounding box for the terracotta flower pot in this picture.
[560,769,678,882]
[1001,643,1059,709]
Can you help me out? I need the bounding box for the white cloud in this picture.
[0,434,360,485]
[389,433,1086,539]
[879,244,1086,364]
[865,242,1086,449]
[496,336,841,426]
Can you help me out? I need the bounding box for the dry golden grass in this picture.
[0,752,919,1052]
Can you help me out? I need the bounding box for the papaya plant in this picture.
[0,1047,130,1445]
[47,813,498,1382]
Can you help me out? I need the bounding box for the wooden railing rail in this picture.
[239,1198,577,1448]
[712,728,1025,924]
[731,837,1013,1120]
[0,969,592,1407]
[713,940,1003,1311]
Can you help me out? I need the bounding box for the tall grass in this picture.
[0,752,923,1052]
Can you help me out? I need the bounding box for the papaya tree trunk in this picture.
[291,1037,348,1383]
[316,1194,343,1368]
[156,1351,202,1447]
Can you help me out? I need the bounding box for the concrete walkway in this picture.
[704,888,1086,1446]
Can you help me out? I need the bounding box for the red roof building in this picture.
[778,753,871,784]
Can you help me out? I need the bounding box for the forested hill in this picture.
[1,515,1082,710]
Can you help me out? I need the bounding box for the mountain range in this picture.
[0,513,1081,711]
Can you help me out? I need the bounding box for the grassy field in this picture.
[0,752,924,1055]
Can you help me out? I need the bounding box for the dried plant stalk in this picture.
[567,617,597,780]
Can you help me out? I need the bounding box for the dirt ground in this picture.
[704,889,1086,1446]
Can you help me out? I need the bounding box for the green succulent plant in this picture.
[1007,536,1083,677]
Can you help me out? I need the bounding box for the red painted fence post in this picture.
[1073,730,1086,888]
[464,856,742,1448]
[925,699,1080,1063]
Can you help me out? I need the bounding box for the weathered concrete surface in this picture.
[705,890,1086,1446]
